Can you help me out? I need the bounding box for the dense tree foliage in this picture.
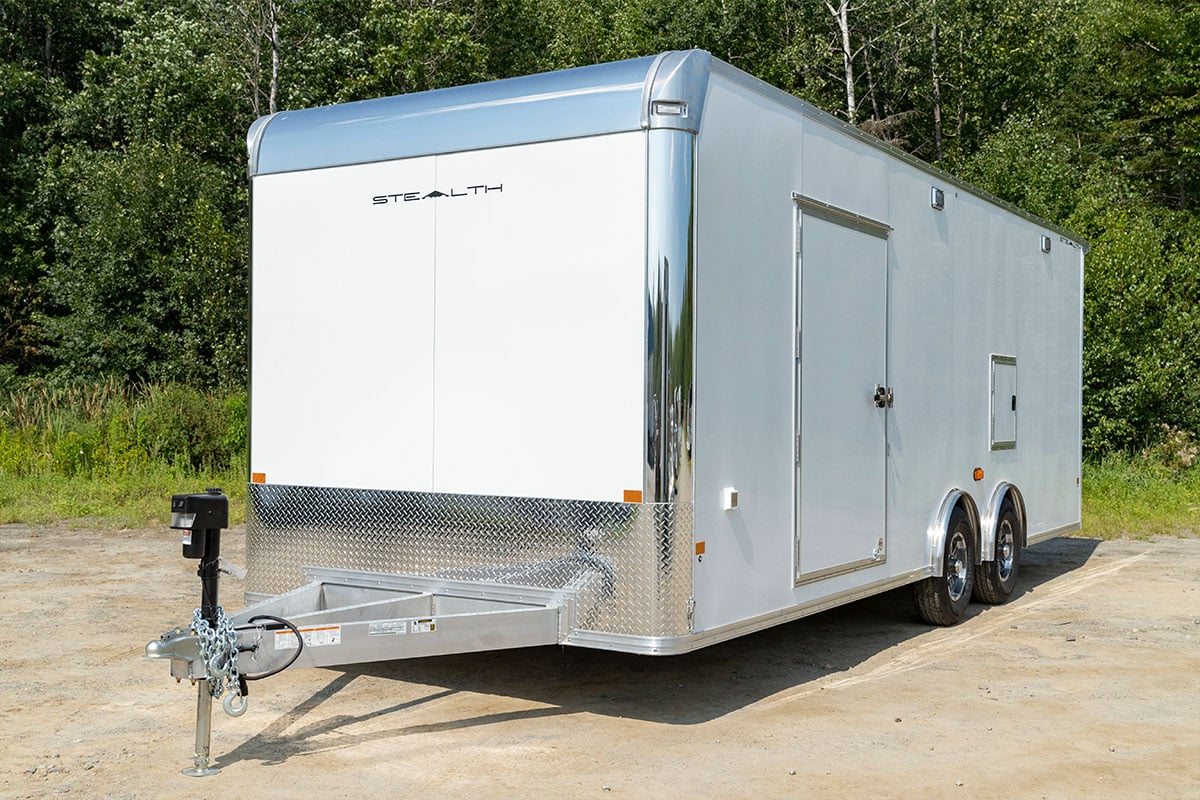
[1,0,1196,454]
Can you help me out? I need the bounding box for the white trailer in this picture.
[235,49,1083,665]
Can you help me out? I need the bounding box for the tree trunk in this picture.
[825,0,856,122]
[862,36,881,122]
[268,0,280,115]
[43,20,53,82]
[955,26,965,140]
[931,8,943,162]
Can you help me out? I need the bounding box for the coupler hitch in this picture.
[146,490,301,777]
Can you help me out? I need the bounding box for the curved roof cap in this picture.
[247,50,713,177]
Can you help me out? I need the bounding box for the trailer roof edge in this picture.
[246,55,656,178]
[641,50,713,134]
[707,59,1088,251]
[244,49,1087,251]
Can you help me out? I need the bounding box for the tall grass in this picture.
[2,380,1198,537]
[0,380,247,526]
[1081,457,1200,540]
[1080,425,1200,540]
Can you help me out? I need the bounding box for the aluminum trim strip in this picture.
[568,568,929,655]
[249,56,657,176]
[644,129,696,505]
[1026,522,1080,546]
[639,52,672,130]
[792,193,892,239]
[245,114,277,178]
[795,555,888,586]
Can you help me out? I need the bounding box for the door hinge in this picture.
[795,327,802,359]
[686,597,696,632]
[795,434,801,464]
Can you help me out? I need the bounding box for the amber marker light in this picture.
[972,468,984,482]
[251,472,267,484]
[623,489,643,503]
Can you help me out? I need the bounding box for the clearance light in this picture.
[623,489,643,503]
[251,472,267,484]
[972,468,984,482]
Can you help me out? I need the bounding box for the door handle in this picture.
[873,384,894,409]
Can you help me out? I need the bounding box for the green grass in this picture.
[0,466,247,528]
[1,380,1196,537]
[1079,456,1199,540]
[0,379,248,528]
[2,455,1196,539]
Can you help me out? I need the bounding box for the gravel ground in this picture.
[1,524,1197,799]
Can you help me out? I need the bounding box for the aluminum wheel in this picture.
[995,518,1016,582]
[946,530,970,602]
[914,505,976,625]
[974,502,1022,605]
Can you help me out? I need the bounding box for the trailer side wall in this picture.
[691,72,1082,634]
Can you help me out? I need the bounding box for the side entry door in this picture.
[793,196,890,583]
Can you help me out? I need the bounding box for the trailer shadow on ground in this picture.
[214,536,1100,768]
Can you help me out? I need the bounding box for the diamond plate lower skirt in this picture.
[246,484,694,639]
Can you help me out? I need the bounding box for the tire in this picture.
[914,506,976,626]
[973,502,1022,604]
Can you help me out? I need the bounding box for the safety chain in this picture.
[190,607,246,715]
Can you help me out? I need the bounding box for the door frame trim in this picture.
[792,196,891,586]
[792,192,892,239]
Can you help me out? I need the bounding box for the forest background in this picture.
[0,0,1197,530]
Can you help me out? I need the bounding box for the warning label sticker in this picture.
[368,620,408,637]
[275,625,341,650]
[411,618,437,634]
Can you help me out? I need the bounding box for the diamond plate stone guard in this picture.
[246,484,694,639]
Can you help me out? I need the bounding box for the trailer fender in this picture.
[927,490,981,577]
[981,483,1027,561]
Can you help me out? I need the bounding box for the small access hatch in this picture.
[991,355,1017,449]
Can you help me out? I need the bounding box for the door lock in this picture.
[873,384,894,408]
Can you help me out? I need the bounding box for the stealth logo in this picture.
[372,184,503,205]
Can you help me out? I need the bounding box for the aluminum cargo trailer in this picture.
[236,48,1085,662]
[212,51,1088,673]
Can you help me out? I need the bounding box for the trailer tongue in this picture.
[147,495,596,775]
[225,570,570,667]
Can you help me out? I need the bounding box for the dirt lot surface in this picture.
[1,524,1197,800]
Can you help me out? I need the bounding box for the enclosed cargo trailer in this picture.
[237,49,1083,664]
